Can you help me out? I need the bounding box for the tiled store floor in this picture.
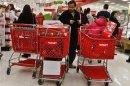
[0,50,130,86]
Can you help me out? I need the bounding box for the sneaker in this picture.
[69,65,76,69]
[126,60,130,63]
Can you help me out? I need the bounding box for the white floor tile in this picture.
[0,50,130,86]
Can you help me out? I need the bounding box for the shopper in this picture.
[0,5,6,16]
[76,6,88,25]
[59,1,80,68]
[97,4,110,19]
[84,8,94,24]
[109,11,120,37]
[7,4,18,23]
[17,4,36,58]
[18,4,36,24]
[53,6,63,20]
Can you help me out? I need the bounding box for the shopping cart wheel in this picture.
[7,67,11,75]
[32,71,36,78]
[87,81,91,86]
[56,81,61,86]
[104,82,109,86]
[76,67,79,73]
[38,79,44,85]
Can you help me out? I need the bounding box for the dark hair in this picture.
[103,4,109,9]
[1,5,6,8]
[84,8,90,15]
[8,4,15,11]
[110,11,117,18]
[68,1,76,6]
[22,4,31,13]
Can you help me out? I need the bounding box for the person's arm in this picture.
[17,13,23,23]
[52,12,57,20]
[59,12,70,24]
[96,12,100,18]
[33,14,36,24]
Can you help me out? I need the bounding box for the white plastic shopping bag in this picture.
[43,60,61,75]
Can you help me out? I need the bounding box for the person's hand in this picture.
[70,20,74,24]
[78,20,81,24]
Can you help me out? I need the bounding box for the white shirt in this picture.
[9,10,18,22]
[87,13,94,24]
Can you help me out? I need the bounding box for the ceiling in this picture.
[0,0,129,11]
[82,0,129,11]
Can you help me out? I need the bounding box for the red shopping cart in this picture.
[7,24,40,78]
[37,25,70,86]
[77,28,116,86]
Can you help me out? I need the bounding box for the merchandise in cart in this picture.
[6,24,40,78]
[37,25,70,86]
[76,27,116,86]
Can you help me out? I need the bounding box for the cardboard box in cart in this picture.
[43,60,61,75]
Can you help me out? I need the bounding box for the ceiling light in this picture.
[116,4,120,6]
[110,3,115,4]
[122,0,128,1]
[127,2,130,3]
[120,6,123,7]
[104,0,110,2]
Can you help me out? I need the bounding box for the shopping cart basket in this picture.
[38,25,70,86]
[7,24,40,78]
[0,16,5,60]
[77,28,116,86]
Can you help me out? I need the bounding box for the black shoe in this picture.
[22,55,29,58]
[126,60,130,63]
[69,65,76,69]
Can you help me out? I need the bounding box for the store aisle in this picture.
[0,50,130,86]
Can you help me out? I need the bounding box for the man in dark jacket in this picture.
[97,4,110,19]
[59,1,80,68]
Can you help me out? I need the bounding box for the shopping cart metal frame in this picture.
[77,27,116,86]
[37,25,70,86]
[6,24,40,78]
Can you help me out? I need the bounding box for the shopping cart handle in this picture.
[8,23,36,27]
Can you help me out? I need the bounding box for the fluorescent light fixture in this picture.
[116,4,120,6]
[122,0,128,1]
[104,0,110,2]
[127,2,130,3]
[110,3,115,4]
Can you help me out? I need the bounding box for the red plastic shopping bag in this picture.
[101,21,117,38]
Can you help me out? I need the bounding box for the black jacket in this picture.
[80,13,88,25]
[59,10,80,29]
[97,11,110,19]
[17,12,36,24]
[110,17,120,36]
